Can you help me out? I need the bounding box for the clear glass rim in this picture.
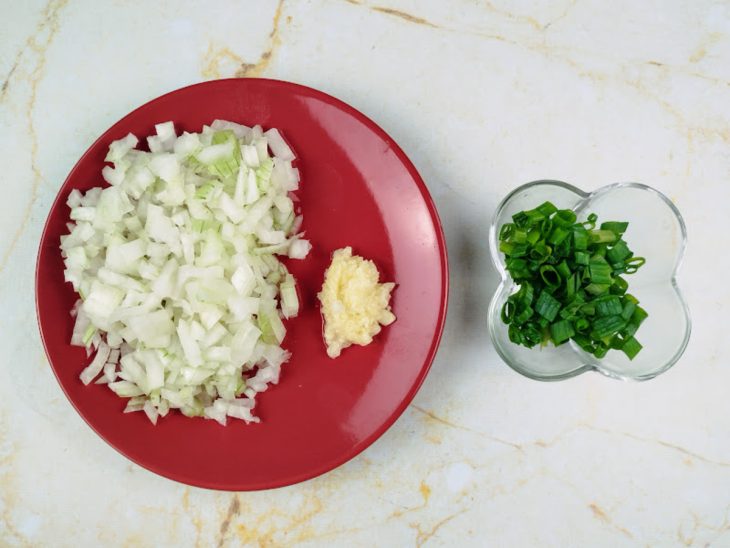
[488,180,692,382]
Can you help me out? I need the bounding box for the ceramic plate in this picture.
[36,79,448,490]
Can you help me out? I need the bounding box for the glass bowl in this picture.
[488,180,691,381]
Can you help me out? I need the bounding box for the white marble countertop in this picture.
[2,0,729,546]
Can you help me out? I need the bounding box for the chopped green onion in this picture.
[512,211,529,227]
[573,226,589,250]
[574,251,590,265]
[593,344,609,359]
[589,258,613,285]
[512,229,528,244]
[556,261,572,280]
[573,333,595,353]
[574,317,590,332]
[535,291,561,322]
[540,219,553,237]
[550,319,575,345]
[609,336,625,350]
[553,209,577,227]
[624,256,646,274]
[500,223,515,240]
[590,229,618,244]
[607,240,632,264]
[500,241,527,257]
[506,260,530,280]
[501,301,515,323]
[518,282,535,306]
[526,229,541,245]
[583,213,598,230]
[523,324,543,347]
[566,273,578,298]
[498,203,647,359]
[508,324,522,344]
[632,306,648,325]
[514,306,534,325]
[621,337,643,360]
[610,276,629,295]
[539,265,561,289]
[591,315,627,339]
[594,295,623,317]
[584,283,610,296]
[548,226,571,246]
[555,237,571,258]
[536,201,558,217]
[621,299,637,321]
[580,302,596,316]
[529,242,552,263]
[601,221,629,234]
[523,209,546,224]
[559,302,581,320]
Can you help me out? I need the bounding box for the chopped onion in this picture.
[61,121,310,424]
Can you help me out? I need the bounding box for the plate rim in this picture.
[35,78,450,491]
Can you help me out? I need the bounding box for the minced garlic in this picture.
[317,247,396,358]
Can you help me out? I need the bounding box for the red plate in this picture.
[36,79,448,490]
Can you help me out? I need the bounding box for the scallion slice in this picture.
[621,336,643,359]
[535,291,561,322]
[550,319,575,345]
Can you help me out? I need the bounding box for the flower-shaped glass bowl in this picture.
[488,180,691,381]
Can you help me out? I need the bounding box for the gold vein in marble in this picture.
[345,0,468,36]
[582,424,730,469]
[478,0,543,30]
[0,53,21,100]
[689,32,722,64]
[411,404,523,451]
[200,0,291,79]
[412,508,467,548]
[0,413,23,545]
[200,0,287,81]
[180,488,205,547]
[0,0,69,276]
[589,503,633,539]
[677,506,730,546]
[533,422,730,471]
[342,0,730,170]
[347,0,570,31]
[179,458,377,545]
[235,0,285,78]
[201,45,244,79]
[233,494,325,546]
[371,6,439,28]
[542,0,577,31]
[217,495,240,547]
[345,0,577,34]
[537,468,637,541]
[389,480,432,519]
